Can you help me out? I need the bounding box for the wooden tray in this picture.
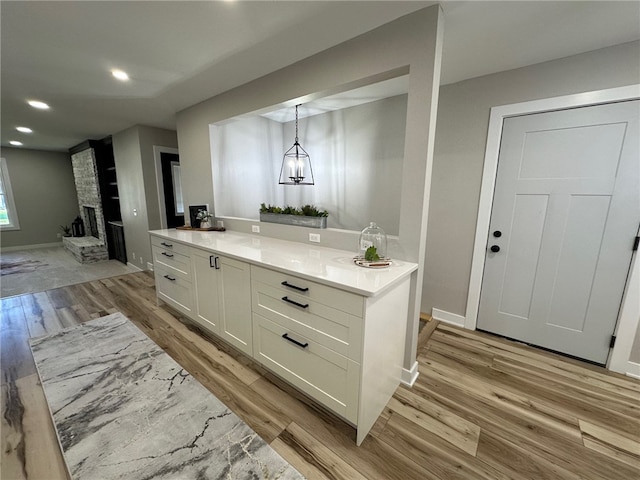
[176,225,226,232]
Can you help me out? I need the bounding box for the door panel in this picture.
[478,100,639,364]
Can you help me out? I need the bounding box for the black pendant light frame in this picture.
[279,104,315,185]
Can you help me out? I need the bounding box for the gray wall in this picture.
[422,40,640,317]
[177,5,444,372]
[0,147,78,249]
[113,125,178,270]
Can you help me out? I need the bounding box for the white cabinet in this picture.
[191,247,252,356]
[192,248,221,333]
[251,264,410,445]
[151,236,194,317]
[149,230,416,446]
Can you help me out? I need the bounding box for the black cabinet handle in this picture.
[209,255,220,269]
[490,245,500,253]
[282,296,309,309]
[282,333,309,349]
[214,256,220,270]
[493,230,502,238]
[163,274,176,281]
[161,242,173,248]
[161,252,174,258]
[281,281,309,292]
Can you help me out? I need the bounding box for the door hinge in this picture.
[609,335,617,348]
[633,236,639,251]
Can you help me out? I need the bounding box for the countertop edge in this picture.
[149,230,418,297]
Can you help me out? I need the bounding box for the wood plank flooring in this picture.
[2,271,639,479]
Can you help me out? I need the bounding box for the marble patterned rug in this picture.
[29,312,304,479]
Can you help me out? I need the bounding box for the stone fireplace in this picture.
[63,145,109,263]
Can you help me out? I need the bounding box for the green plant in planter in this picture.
[60,225,72,237]
[259,203,328,217]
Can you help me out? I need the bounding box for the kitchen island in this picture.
[149,228,418,445]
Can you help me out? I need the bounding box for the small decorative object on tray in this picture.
[176,225,226,232]
[355,222,390,268]
[353,255,392,268]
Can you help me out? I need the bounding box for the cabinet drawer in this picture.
[151,236,191,257]
[252,281,363,361]
[251,265,363,317]
[152,245,191,279]
[253,313,359,424]
[155,266,194,316]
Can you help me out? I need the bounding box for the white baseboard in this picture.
[1,241,63,252]
[401,361,419,387]
[147,262,154,271]
[624,362,640,379]
[127,262,143,272]
[432,308,465,327]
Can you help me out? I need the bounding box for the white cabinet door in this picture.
[218,256,253,355]
[192,249,221,334]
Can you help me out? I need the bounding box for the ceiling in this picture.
[1,1,639,152]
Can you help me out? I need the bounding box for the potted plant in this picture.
[259,203,328,229]
[196,210,214,228]
[60,225,72,237]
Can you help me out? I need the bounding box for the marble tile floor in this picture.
[30,312,303,480]
[1,246,136,298]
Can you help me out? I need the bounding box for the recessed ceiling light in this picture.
[111,69,129,81]
[28,100,50,110]
[9,140,23,146]
[16,126,33,133]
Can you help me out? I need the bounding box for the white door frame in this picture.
[465,84,640,375]
[153,146,180,229]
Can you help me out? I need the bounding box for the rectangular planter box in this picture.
[260,213,327,229]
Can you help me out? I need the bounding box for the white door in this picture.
[478,100,639,364]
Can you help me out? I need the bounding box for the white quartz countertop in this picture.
[149,229,418,297]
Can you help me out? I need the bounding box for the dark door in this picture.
[160,152,184,228]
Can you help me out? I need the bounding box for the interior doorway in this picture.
[153,146,183,229]
[465,85,640,372]
[477,100,639,364]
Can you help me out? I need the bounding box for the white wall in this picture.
[422,41,640,318]
[213,95,407,234]
[113,125,178,269]
[177,6,444,376]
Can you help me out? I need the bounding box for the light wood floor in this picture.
[2,272,639,479]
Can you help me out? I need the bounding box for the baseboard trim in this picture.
[127,262,143,272]
[401,361,419,387]
[624,361,640,379]
[1,241,63,252]
[432,308,465,327]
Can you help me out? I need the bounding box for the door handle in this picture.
[281,281,309,292]
[493,230,502,238]
[214,256,220,270]
[282,333,309,349]
[282,296,309,309]
[490,245,500,253]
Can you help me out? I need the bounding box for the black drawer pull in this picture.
[282,333,309,349]
[160,242,173,248]
[282,296,309,309]
[163,275,176,281]
[161,252,174,258]
[281,281,309,292]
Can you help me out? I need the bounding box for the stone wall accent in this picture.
[71,148,108,243]
[63,236,109,263]
[67,147,108,262]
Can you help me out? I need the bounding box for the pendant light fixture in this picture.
[279,104,314,185]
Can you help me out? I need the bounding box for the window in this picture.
[0,158,20,230]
